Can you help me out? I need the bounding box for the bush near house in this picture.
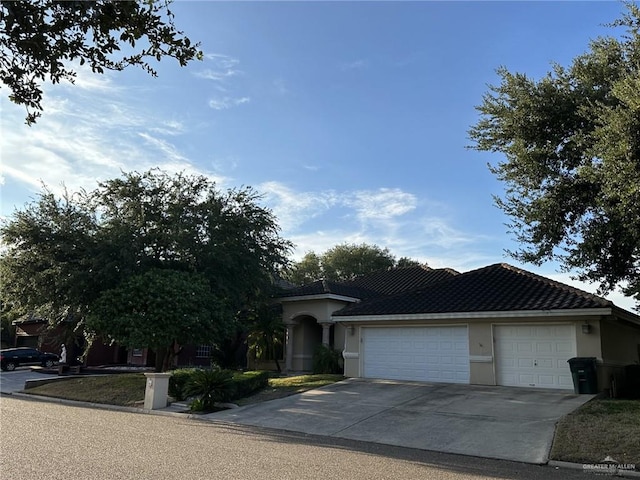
[313,344,343,374]
[169,368,271,409]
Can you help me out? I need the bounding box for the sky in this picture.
[0,1,636,311]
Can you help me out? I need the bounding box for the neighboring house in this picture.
[13,317,126,366]
[277,264,640,392]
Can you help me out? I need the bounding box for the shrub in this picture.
[183,369,235,411]
[232,370,270,398]
[169,368,196,401]
[313,344,343,374]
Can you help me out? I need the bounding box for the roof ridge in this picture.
[496,263,612,306]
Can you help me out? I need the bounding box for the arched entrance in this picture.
[288,315,322,371]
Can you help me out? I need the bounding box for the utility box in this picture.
[568,357,598,394]
[143,372,171,410]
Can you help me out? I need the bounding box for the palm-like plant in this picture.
[183,369,235,411]
[247,304,284,372]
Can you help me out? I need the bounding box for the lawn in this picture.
[236,374,345,405]
[550,399,640,464]
[26,373,147,407]
[24,372,344,408]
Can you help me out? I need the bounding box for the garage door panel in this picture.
[363,326,469,384]
[495,324,576,390]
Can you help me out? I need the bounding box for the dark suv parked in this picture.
[0,347,59,371]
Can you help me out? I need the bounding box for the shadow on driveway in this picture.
[207,378,595,464]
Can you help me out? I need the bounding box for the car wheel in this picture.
[44,360,54,368]
[5,362,16,371]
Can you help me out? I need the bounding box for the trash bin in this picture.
[568,357,598,394]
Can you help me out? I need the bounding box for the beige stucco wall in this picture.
[282,298,352,325]
[282,297,354,371]
[280,291,640,393]
[598,317,640,392]
[340,315,610,388]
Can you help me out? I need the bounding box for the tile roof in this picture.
[333,263,613,317]
[347,266,459,296]
[277,266,459,300]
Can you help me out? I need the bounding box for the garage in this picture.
[494,324,576,390]
[362,326,470,383]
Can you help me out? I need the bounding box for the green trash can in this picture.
[568,357,598,394]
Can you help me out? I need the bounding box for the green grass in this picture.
[236,374,344,405]
[550,399,640,464]
[24,372,344,408]
[26,374,147,407]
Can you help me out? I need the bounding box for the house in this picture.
[277,263,640,392]
[13,316,127,366]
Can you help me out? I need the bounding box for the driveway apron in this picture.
[209,378,595,464]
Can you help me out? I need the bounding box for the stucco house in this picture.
[277,263,640,392]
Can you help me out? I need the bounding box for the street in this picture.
[0,396,595,480]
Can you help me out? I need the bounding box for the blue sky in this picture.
[0,1,635,311]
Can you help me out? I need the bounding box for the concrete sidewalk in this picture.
[205,378,595,464]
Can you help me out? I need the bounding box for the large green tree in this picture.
[469,3,640,309]
[87,269,217,372]
[0,170,292,370]
[286,243,424,284]
[0,0,201,125]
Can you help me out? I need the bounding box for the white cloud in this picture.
[258,181,339,232]
[208,96,251,110]
[194,68,240,82]
[345,188,417,220]
[0,70,217,214]
[273,78,288,95]
[204,53,240,69]
[195,54,242,82]
[341,59,368,71]
[138,133,188,164]
[258,181,492,271]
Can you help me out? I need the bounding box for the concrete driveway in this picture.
[0,368,53,394]
[210,378,595,464]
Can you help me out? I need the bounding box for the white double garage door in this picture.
[361,324,576,389]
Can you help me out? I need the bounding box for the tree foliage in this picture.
[0,0,201,125]
[246,303,284,372]
[0,170,292,370]
[468,3,640,308]
[285,243,424,284]
[86,269,217,354]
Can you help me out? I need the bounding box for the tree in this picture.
[468,3,640,309]
[285,252,322,285]
[246,303,284,372]
[0,170,292,370]
[285,243,423,284]
[0,0,201,125]
[0,187,100,324]
[321,243,396,281]
[87,269,217,372]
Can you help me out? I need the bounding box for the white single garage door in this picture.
[494,324,576,390]
[362,326,469,383]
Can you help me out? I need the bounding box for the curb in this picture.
[7,391,203,421]
[549,460,640,478]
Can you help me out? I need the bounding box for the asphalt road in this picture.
[1,396,595,480]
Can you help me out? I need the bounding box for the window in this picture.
[196,345,213,358]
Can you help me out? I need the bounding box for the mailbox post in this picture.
[143,372,172,410]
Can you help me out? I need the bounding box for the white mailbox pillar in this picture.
[144,372,172,410]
